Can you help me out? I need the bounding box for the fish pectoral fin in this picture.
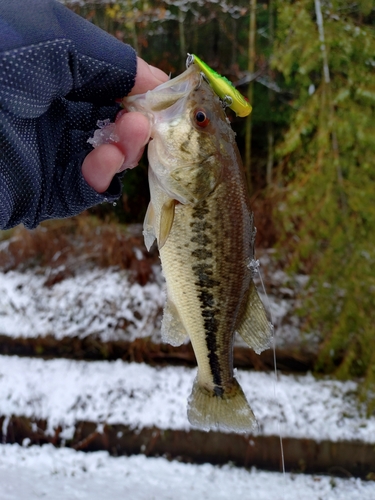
[161,298,189,346]
[236,280,273,354]
[143,201,157,251]
[158,198,175,250]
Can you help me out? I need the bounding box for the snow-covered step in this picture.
[0,267,316,372]
[1,355,371,441]
[0,333,316,374]
[0,266,308,349]
[0,269,164,343]
[1,356,374,476]
[2,443,375,500]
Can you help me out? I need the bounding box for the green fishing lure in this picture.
[186,53,252,118]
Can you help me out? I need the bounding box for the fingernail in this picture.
[115,109,127,122]
[116,153,126,173]
[118,149,144,172]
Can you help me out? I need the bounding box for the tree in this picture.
[273,0,375,408]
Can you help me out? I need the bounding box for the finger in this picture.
[82,144,125,193]
[82,111,151,192]
[114,111,151,171]
[129,57,169,96]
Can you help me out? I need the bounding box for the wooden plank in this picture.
[0,335,317,373]
[1,416,374,478]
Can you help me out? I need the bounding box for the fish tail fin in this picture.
[187,377,257,434]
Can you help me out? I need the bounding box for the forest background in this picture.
[61,0,375,410]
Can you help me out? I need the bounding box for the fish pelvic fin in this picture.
[236,280,273,355]
[161,298,189,346]
[187,377,257,434]
[143,202,156,251]
[158,198,176,250]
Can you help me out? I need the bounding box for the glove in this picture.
[0,0,137,229]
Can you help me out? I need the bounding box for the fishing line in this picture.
[254,257,286,476]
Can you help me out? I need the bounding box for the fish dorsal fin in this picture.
[143,201,157,251]
[236,280,273,354]
[158,198,175,249]
[161,297,189,346]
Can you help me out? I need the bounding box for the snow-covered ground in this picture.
[0,264,304,346]
[0,262,370,498]
[1,443,374,500]
[0,355,371,442]
[0,268,164,342]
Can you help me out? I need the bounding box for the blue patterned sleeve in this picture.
[0,0,137,229]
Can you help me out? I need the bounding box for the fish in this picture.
[123,62,273,433]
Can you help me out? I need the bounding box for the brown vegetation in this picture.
[0,214,159,285]
[251,191,280,250]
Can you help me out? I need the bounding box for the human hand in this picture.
[0,0,168,229]
[81,57,168,193]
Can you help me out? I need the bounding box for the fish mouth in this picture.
[124,65,202,114]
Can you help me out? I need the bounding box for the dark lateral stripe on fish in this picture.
[191,248,213,260]
[190,220,213,232]
[203,312,222,388]
[193,263,220,289]
[191,201,223,392]
[191,233,212,246]
[214,385,225,397]
[191,203,209,220]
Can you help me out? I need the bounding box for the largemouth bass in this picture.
[124,63,272,433]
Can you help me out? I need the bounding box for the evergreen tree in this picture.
[273,0,375,408]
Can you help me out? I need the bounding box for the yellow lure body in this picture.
[187,54,252,117]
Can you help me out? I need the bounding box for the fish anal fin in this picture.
[143,201,156,251]
[236,281,273,354]
[158,198,175,250]
[161,297,188,347]
[187,376,257,434]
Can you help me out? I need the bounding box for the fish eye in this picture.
[194,109,210,128]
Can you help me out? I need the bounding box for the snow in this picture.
[0,260,372,498]
[0,264,303,347]
[0,355,373,442]
[1,443,374,500]
[0,257,370,497]
[0,269,164,342]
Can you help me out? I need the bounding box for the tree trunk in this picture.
[178,9,186,69]
[245,0,257,194]
[266,0,274,186]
